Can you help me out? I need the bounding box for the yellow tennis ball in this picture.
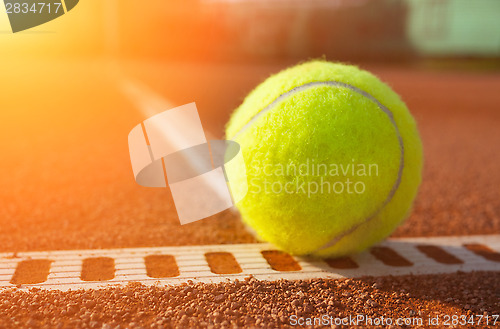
[225,61,423,258]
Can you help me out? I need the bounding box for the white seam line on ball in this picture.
[230,81,404,253]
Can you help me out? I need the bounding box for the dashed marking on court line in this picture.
[0,235,498,291]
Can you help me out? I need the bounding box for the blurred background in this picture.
[1,0,500,62]
[0,0,499,251]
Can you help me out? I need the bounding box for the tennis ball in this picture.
[225,61,423,258]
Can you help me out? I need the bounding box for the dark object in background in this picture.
[118,0,413,62]
[5,0,79,33]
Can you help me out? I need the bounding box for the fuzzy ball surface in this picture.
[225,61,423,258]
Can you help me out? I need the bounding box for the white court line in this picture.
[120,78,218,141]
[0,235,498,291]
[120,78,175,120]
[120,77,239,219]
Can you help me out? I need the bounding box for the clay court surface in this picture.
[0,59,499,328]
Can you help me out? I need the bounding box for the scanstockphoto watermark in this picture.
[248,159,379,197]
[290,314,499,327]
[290,314,423,327]
[3,0,79,33]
